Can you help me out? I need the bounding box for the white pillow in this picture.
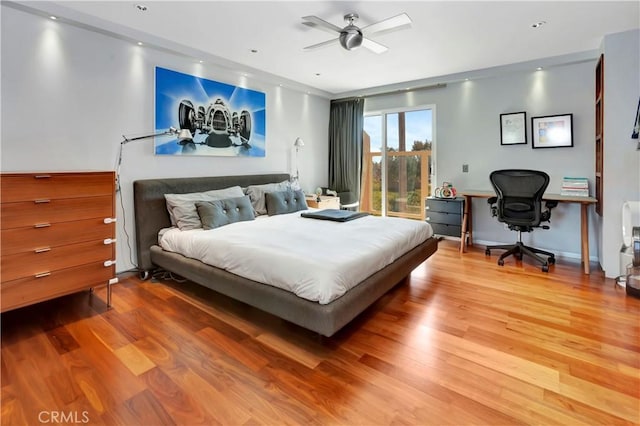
[244,180,291,215]
[165,186,244,230]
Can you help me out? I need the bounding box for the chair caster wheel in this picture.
[498,259,504,266]
[548,257,556,265]
[542,264,549,272]
[485,248,491,256]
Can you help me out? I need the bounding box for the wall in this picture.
[365,61,598,262]
[1,6,330,272]
[601,29,640,278]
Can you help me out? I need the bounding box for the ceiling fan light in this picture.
[339,28,363,50]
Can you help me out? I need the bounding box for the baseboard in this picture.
[473,238,599,262]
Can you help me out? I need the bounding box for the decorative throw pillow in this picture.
[164,185,244,230]
[196,195,255,230]
[265,190,308,216]
[244,180,291,215]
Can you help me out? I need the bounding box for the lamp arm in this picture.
[115,127,178,192]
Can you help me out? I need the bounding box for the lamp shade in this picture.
[294,137,305,148]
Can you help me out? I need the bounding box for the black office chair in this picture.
[485,169,558,272]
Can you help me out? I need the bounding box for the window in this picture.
[362,106,435,220]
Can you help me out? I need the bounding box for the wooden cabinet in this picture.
[306,195,341,209]
[425,197,464,237]
[0,172,116,312]
[595,54,604,216]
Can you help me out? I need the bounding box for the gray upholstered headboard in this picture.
[133,173,290,273]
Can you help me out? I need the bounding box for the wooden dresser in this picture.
[1,171,116,312]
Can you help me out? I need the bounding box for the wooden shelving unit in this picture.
[595,54,604,216]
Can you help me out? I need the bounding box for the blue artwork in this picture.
[155,67,266,157]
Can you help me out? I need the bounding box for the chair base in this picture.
[485,241,555,272]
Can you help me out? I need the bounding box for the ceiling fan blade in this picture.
[302,16,343,35]
[303,38,339,51]
[361,38,388,54]
[361,12,412,36]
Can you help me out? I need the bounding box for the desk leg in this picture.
[460,195,472,253]
[581,203,590,274]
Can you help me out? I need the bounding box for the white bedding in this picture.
[159,211,433,304]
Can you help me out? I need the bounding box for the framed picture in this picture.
[154,67,266,157]
[531,113,573,149]
[500,112,527,145]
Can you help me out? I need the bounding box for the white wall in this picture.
[365,61,598,262]
[601,29,640,278]
[1,6,330,272]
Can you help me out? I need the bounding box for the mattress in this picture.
[159,211,433,304]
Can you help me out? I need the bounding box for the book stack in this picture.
[561,177,589,197]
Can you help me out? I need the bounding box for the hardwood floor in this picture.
[2,240,639,425]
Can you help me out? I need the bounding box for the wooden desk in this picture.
[459,190,597,274]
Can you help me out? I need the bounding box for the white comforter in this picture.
[159,211,433,304]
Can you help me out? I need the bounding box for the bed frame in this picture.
[133,173,438,337]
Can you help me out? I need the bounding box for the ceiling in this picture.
[13,1,640,97]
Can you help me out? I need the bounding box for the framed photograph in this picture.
[500,112,527,145]
[531,113,573,149]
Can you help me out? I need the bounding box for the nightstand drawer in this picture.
[429,223,462,237]
[426,211,461,225]
[425,198,464,214]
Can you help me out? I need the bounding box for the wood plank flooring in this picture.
[2,240,639,425]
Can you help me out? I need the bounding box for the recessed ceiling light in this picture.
[137,42,143,46]
[531,21,546,28]
[199,60,204,63]
[50,16,57,20]
[536,67,543,71]
[135,4,148,12]
[250,49,258,53]
[315,73,321,76]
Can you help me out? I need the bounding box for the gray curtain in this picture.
[328,98,364,198]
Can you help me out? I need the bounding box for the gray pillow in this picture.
[265,190,308,216]
[165,186,244,230]
[196,196,255,230]
[244,180,291,215]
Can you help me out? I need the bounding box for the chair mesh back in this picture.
[490,170,549,227]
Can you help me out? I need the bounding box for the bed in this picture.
[133,173,438,336]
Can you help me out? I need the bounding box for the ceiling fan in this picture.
[302,12,412,54]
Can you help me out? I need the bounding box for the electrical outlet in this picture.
[462,164,469,173]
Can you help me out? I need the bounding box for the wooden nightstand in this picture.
[305,196,340,209]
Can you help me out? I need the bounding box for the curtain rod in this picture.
[332,83,447,103]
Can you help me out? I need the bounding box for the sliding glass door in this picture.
[362,107,434,220]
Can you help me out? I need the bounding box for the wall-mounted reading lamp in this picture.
[115,126,192,192]
[293,137,305,181]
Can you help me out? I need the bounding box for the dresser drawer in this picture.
[1,172,114,203]
[429,223,462,237]
[1,219,114,256]
[1,261,114,312]
[426,198,464,214]
[1,239,114,282]
[426,211,461,226]
[1,196,113,229]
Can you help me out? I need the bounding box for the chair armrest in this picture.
[488,196,497,204]
[545,200,558,209]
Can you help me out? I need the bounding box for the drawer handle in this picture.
[34,175,51,179]
[103,238,117,245]
[34,199,51,204]
[104,260,116,267]
[426,206,430,210]
[34,247,51,253]
[35,272,51,278]
[103,218,117,224]
[34,223,51,228]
